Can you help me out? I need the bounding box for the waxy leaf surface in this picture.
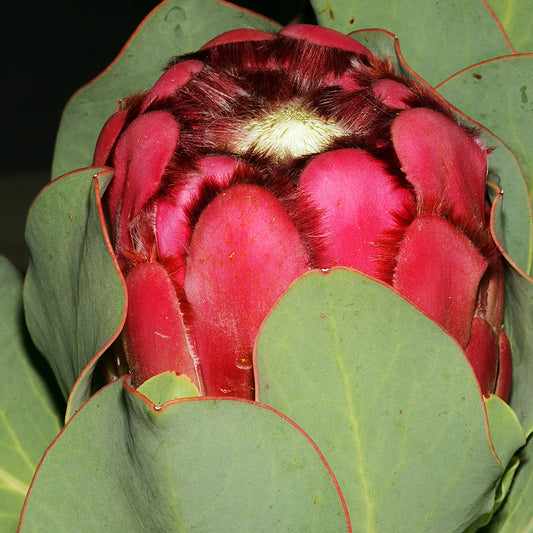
[486,0,533,53]
[490,193,533,434]
[24,169,125,404]
[136,371,200,406]
[484,395,525,471]
[483,431,533,532]
[19,379,349,532]
[256,268,523,532]
[482,132,533,276]
[0,258,61,532]
[467,395,526,530]
[437,54,533,207]
[311,0,512,85]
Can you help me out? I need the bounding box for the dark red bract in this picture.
[94,25,511,400]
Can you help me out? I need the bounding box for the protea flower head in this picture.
[93,24,512,401]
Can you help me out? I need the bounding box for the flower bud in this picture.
[94,25,511,400]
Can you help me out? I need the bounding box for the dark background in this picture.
[0,0,308,269]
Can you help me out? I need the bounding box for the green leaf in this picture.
[350,29,407,75]
[489,192,533,436]
[484,395,525,471]
[52,0,281,179]
[465,458,521,532]
[437,55,533,208]
[231,0,306,25]
[19,378,349,532]
[465,396,525,530]
[256,268,521,532]
[484,133,533,277]
[500,261,533,434]
[0,257,62,532]
[136,371,200,406]
[311,0,512,86]
[482,431,533,532]
[486,0,533,53]
[23,169,125,404]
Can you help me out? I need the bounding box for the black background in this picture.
[1,0,308,174]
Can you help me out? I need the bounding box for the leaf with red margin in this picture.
[18,377,350,532]
[480,132,533,277]
[485,0,533,53]
[52,0,281,179]
[137,371,200,405]
[465,395,525,531]
[23,169,126,414]
[490,192,533,433]
[472,176,533,532]
[483,433,533,532]
[311,0,512,85]
[349,29,408,76]
[255,268,525,532]
[437,54,533,209]
[0,257,62,533]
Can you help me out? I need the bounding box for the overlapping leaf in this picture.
[466,396,527,530]
[23,169,125,404]
[437,54,533,211]
[311,0,512,85]
[483,432,533,532]
[486,0,533,52]
[256,268,525,532]
[490,194,533,433]
[18,379,349,532]
[0,258,62,532]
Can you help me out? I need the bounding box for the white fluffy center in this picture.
[236,101,348,159]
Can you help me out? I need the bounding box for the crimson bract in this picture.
[93,24,511,400]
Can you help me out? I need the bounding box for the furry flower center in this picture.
[237,101,348,159]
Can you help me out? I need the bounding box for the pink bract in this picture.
[95,24,511,401]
